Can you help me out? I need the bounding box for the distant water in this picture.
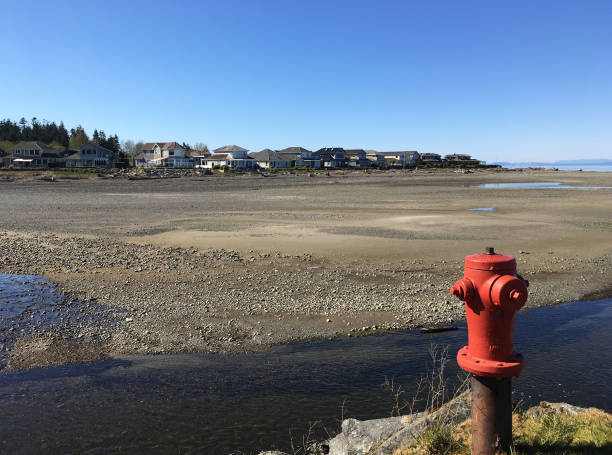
[474,182,612,189]
[500,163,612,172]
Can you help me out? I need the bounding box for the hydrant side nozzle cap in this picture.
[465,253,516,273]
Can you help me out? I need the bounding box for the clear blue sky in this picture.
[3,0,611,162]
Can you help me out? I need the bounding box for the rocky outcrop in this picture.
[257,396,603,455]
[525,401,592,417]
[327,390,471,455]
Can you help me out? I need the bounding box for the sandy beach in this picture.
[1,168,611,369]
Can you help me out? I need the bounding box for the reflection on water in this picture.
[474,182,612,189]
[0,297,610,454]
[0,274,117,368]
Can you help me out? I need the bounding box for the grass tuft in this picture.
[513,409,612,454]
[413,424,464,455]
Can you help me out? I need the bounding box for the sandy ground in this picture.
[1,168,611,368]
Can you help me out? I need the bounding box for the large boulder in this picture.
[328,390,471,455]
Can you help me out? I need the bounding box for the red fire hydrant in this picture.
[450,247,528,455]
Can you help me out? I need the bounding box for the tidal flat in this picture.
[1,168,611,369]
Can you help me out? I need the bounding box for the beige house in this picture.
[133,142,193,168]
[249,149,292,168]
[378,151,420,167]
[8,142,63,169]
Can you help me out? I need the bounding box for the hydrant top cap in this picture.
[465,253,516,273]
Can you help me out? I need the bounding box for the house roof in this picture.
[279,153,300,161]
[207,154,230,160]
[314,148,345,161]
[420,153,441,160]
[141,142,163,150]
[10,141,58,154]
[139,142,184,152]
[81,142,115,155]
[214,145,248,153]
[187,149,210,158]
[445,154,473,159]
[344,149,367,157]
[379,150,419,156]
[249,149,289,162]
[278,146,311,155]
[162,142,183,150]
[316,147,344,152]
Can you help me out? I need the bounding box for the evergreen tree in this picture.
[0,117,121,152]
[58,122,69,147]
[31,117,41,140]
[19,117,32,140]
[106,134,120,153]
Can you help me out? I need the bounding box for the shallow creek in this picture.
[0,275,610,454]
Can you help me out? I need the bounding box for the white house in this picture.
[133,142,193,168]
[199,145,254,169]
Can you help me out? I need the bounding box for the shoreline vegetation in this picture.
[0,168,611,370]
[255,346,612,455]
[281,398,612,455]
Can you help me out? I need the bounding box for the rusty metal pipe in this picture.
[471,376,512,455]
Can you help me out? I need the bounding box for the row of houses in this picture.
[131,145,425,169]
[0,141,482,170]
[132,144,480,170]
[1,141,116,169]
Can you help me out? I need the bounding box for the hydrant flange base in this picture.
[457,346,525,378]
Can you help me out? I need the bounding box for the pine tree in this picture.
[58,122,69,147]
[107,134,120,153]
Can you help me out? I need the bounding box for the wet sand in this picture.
[1,168,611,368]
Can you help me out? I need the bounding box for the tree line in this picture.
[0,117,121,153]
[0,117,211,158]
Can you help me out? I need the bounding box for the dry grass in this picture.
[394,409,612,455]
